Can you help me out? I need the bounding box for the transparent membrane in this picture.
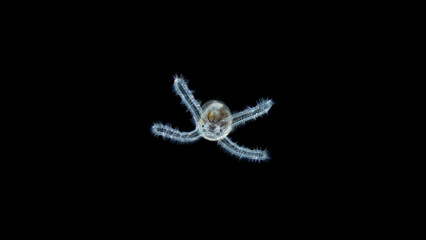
[197,100,232,141]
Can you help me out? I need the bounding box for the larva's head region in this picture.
[197,100,232,141]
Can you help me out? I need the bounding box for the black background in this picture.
[59,20,369,201]
[19,4,394,233]
[46,7,375,198]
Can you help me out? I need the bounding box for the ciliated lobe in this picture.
[217,137,269,162]
[173,77,203,123]
[151,123,200,143]
[230,99,274,129]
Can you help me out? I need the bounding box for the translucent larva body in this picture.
[151,76,274,162]
[197,100,232,141]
